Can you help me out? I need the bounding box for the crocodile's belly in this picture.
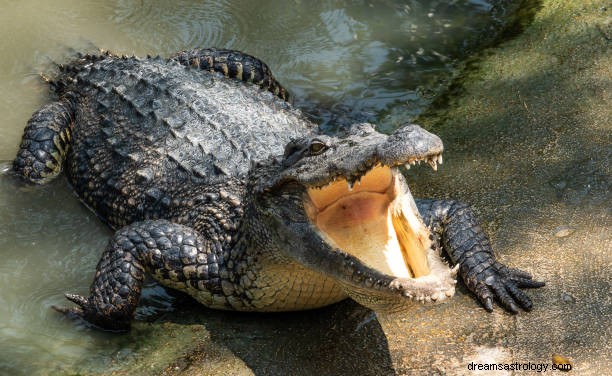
[163,261,348,312]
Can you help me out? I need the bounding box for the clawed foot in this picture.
[390,264,459,304]
[52,293,130,332]
[466,262,545,313]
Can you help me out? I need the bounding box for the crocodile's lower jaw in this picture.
[305,165,433,279]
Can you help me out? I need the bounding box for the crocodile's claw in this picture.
[52,293,130,332]
[52,294,95,322]
[53,293,88,314]
[465,261,545,313]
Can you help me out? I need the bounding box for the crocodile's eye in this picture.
[308,140,327,155]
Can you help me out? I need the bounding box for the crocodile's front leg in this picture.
[55,219,221,332]
[416,199,545,313]
[13,96,76,184]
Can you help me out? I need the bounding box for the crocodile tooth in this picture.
[450,264,460,278]
[437,154,443,164]
[347,181,354,192]
[410,159,416,165]
[404,163,411,170]
[428,159,438,171]
[323,178,336,189]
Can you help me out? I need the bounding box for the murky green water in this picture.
[0,1,524,374]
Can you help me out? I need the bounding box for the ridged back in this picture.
[65,56,315,184]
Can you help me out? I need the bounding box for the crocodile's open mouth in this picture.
[305,164,432,279]
[304,154,456,305]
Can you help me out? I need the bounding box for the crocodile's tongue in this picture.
[305,165,432,278]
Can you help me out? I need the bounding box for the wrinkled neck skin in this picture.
[245,123,458,312]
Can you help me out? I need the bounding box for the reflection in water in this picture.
[0,1,521,374]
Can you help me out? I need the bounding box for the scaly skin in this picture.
[13,98,76,183]
[170,48,291,102]
[416,199,544,313]
[64,220,213,331]
[12,48,544,332]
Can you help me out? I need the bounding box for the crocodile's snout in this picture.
[379,125,444,170]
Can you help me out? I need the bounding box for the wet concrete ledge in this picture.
[75,1,610,375]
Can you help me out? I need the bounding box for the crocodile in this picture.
[12,48,544,331]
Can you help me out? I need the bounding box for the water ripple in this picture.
[111,0,248,54]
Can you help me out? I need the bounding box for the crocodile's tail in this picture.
[170,48,292,102]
